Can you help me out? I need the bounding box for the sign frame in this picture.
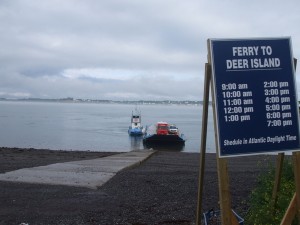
[209,37,300,158]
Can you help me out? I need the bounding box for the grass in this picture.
[245,158,297,225]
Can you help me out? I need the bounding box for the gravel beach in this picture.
[0,147,276,225]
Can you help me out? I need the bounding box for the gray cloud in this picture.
[0,0,300,100]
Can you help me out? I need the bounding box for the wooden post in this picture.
[280,193,297,225]
[195,63,212,225]
[293,152,300,221]
[216,158,234,225]
[208,40,239,225]
[293,59,299,222]
[280,152,300,225]
[272,152,285,212]
[272,58,297,214]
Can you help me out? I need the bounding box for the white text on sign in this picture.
[226,46,281,70]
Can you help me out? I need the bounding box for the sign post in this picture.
[196,37,300,224]
[196,63,211,225]
[272,59,297,214]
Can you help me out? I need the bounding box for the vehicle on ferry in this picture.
[143,122,185,145]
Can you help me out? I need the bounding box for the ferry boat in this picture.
[143,122,186,145]
[128,109,144,136]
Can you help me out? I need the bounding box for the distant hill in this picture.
[0,98,203,105]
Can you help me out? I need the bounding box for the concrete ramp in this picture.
[0,150,155,189]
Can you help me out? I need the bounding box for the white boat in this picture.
[128,108,144,136]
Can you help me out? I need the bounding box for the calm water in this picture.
[0,101,216,153]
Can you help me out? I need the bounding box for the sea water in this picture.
[0,101,216,153]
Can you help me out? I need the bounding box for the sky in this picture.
[1,0,300,101]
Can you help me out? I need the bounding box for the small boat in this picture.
[143,122,186,145]
[128,108,144,136]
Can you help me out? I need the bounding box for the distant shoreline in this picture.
[0,97,204,106]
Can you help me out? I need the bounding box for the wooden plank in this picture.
[271,59,297,214]
[293,152,300,221]
[195,63,212,225]
[216,157,239,225]
[280,58,299,225]
[207,39,239,225]
[272,153,285,212]
[280,193,297,225]
[217,158,231,225]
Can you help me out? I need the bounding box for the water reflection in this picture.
[129,136,144,150]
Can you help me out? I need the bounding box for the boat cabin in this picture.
[131,114,141,129]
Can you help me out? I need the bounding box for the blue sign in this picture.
[209,37,300,157]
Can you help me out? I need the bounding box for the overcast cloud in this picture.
[1,0,300,100]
